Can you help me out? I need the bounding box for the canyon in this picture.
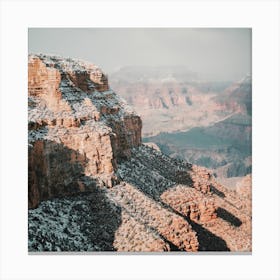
[109,66,244,137]
[110,66,252,187]
[28,55,251,252]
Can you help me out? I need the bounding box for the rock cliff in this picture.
[28,55,251,252]
[28,54,142,208]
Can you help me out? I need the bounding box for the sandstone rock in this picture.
[115,145,251,252]
[28,54,142,208]
[160,185,217,223]
[113,211,171,252]
[190,165,212,194]
[28,55,251,253]
[108,183,199,252]
[29,142,251,252]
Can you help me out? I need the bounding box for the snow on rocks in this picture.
[28,54,251,252]
[28,54,142,208]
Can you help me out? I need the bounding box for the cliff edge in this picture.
[28,54,142,208]
[28,55,251,252]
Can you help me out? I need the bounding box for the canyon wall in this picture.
[28,55,142,208]
[28,56,251,252]
[110,67,252,184]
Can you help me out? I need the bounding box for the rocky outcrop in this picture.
[190,165,212,194]
[114,145,251,252]
[109,183,199,251]
[29,143,251,252]
[28,56,251,252]
[28,54,141,208]
[161,185,217,223]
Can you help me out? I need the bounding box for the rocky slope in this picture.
[28,56,251,252]
[110,66,236,137]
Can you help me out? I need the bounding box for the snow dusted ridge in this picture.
[31,54,102,73]
[29,144,252,252]
[28,54,137,132]
[28,54,142,208]
[28,53,140,143]
[28,55,251,252]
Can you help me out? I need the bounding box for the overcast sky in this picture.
[29,28,251,81]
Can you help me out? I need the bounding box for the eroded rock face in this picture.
[28,56,251,253]
[29,144,251,252]
[115,145,251,252]
[28,54,142,208]
[161,185,217,223]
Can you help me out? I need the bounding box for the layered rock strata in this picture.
[28,54,141,208]
[28,55,251,252]
[116,145,251,252]
[29,145,251,252]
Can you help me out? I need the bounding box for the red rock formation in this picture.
[161,185,217,223]
[28,56,251,253]
[115,145,252,252]
[190,165,212,194]
[28,57,61,97]
[109,183,199,252]
[28,54,141,208]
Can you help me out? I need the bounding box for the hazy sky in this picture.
[29,28,251,81]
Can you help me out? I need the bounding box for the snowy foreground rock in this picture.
[28,55,251,252]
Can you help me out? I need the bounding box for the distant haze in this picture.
[29,28,251,81]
